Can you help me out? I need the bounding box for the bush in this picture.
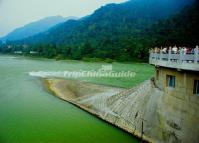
[55,54,66,60]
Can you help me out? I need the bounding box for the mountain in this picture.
[0,16,78,41]
[19,0,194,45]
[1,0,197,61]
[147,1,199,47]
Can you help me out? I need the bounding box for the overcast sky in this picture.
[0,0,127,37]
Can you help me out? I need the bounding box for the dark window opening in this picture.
[167,75,175,88]
[193,80,199,95]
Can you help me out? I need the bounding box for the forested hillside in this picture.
[148,2,199,47]
[0,0,197,62]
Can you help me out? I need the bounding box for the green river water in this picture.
[0,55,139,143]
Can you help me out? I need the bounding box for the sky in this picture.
[0,0,127,37]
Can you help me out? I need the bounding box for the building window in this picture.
[167,75,175,88]
[193,80,199,95]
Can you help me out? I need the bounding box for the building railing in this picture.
[150,46,199,64]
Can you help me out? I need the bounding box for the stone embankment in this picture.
[44,79,199,143]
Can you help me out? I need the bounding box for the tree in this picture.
[71,46,82,60]
[81,42,94,57]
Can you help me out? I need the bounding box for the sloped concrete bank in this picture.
[43,79,199,143]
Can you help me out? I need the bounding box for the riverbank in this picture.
[44,78,199,143]
[0,53,147,63]
[43,78,153,142]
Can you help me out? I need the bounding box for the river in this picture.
[0,55,138,143]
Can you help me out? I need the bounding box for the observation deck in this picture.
[149,46,199,71]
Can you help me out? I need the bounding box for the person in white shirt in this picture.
[172,46,178,54]
[162,47,167,54]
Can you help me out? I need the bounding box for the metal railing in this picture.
[150,46,199,64]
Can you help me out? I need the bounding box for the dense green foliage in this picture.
[148,2,199,47]
[0,0,197,62]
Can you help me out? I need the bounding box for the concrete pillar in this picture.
[168,47,172,62]
[160,47,163,60]
[194,46,198,63]
[179,48,183,63]
[155,47,157,60]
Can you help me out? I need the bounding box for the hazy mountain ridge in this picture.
[0,16,78,41]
